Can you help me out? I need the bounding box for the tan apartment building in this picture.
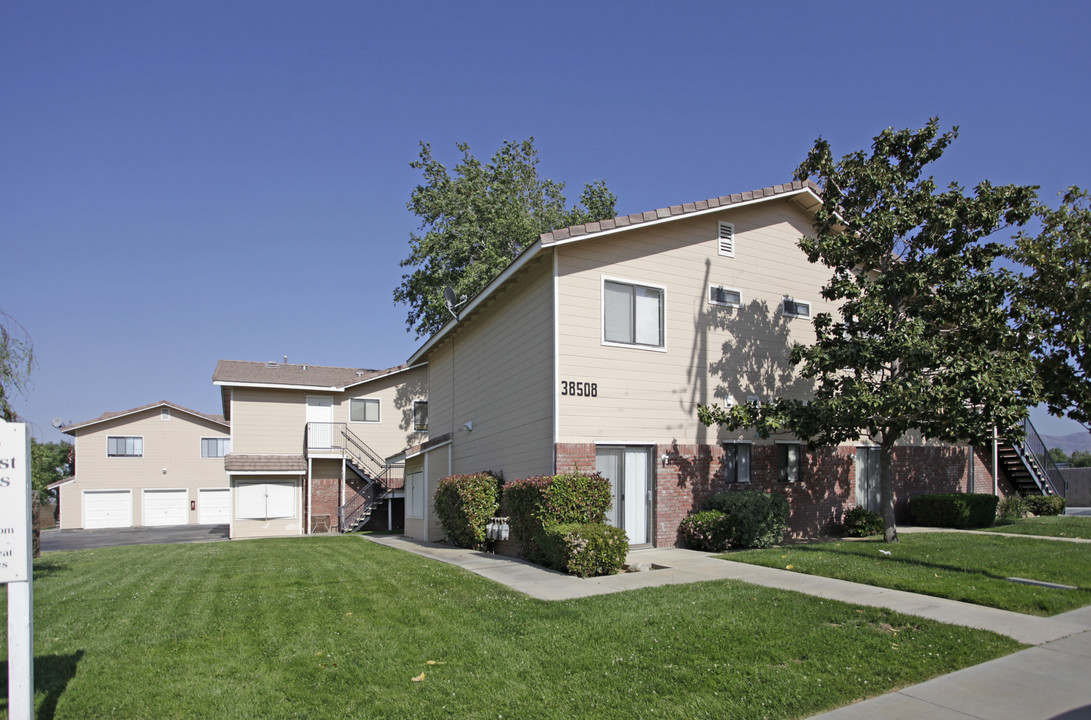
[212,360,427,539]
[401,181,1008,546]
[56,401,231,529]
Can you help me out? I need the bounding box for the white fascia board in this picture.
[408,240,545,364]
[545,188,822,248]
[229,470,305,476]
[339,362,428,391]
[404,438,452,460]
[213,380,341,392]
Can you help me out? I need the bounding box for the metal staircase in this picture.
[305,422,404,532]
[997,418,1064,497]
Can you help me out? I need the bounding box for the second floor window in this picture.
[413,400,428,431]
[201,437,231,458]
[350,398,380,423]
[107,436,143,457]
[603,279,664,348]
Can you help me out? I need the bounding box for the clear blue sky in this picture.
[3,0,1089,443]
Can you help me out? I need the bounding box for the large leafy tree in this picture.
[395,138,617,338]
[0,309,34,421]
[32,438,73,497]
[699,119,1040,542]
[1009,188,1091,427]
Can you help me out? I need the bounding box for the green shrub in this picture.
[705,490,789,549]
[434,473,501,549]
[536,523,628,577]
[1023,494,1066,516]
[678,510,732,551]
[997,495,1026,520]
[841,507,884,537]
[908,493,998,529]
[502,472,612,560]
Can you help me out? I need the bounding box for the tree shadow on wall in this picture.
[393,373,428,446]
[0,650,85,720]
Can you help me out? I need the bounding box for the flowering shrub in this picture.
[536,523,628,577]
[434,473,501,549]
[678,510,731,551]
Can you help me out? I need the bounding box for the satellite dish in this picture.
[442,286,468,320]
[51,418,64,428]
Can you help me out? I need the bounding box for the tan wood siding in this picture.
[556,199,829,444]
[230,387,305,454]
[59,409,229,529]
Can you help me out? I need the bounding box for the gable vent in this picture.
[718,221,735,257]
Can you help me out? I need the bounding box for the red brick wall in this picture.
[308,459,342,533]
[555,441,1000,547]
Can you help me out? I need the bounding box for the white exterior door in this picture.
[198,488,231,524]
[84,490,133,529]
[307,396,334,448]
[143,489,188,526]
[856,447,881,513]
[595,446,652,545]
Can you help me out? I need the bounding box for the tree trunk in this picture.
[32,489,41,558]
[880,440,898,543]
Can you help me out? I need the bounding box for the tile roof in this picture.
[539,179,822,246]
[224,454,307,472]
[62,400,228,433]
[213,360,411,390]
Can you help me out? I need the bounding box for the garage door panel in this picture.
[143,489,188,526]
[84,490,132,529]
[198,488,230,524]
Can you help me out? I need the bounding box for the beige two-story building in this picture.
[57,401,231,529]
[401,181,1005,545]
[212,360,427,539]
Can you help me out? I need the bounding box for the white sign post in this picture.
[1,421,34,719]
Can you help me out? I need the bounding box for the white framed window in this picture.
[778,442,802,483]
[784,298,811,319]
[236,481,296,520]
[708,284,741,308]
[603,278,665,349]
[161,407,171,421]
[718,221,735,257]
[723,442,751,483]
[201,437,231,458]
[413,400,428,431]
[107,436,143,457]
[405,472,424,519]
[350,398,380,423]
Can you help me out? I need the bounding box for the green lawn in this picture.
[980,515,1091,539]
[2,537,1020,720]
[727,532,1091,616]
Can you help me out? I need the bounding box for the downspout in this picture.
[992,426,999,496]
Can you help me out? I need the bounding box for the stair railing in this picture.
[1019,417,1064,497]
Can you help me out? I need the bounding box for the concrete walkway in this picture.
[363,533,1091,719]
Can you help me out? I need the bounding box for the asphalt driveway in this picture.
[41,524,230,552]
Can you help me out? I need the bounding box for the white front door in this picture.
[198,488,231,524]
[595,446,652,545]
[856,447,881,513]
[307,396,335,448]
[143,489,189,526]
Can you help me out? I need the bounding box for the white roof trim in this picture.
[404,438,452,460]
[63,402,228,433]
[545,187,822,248]
[409,240,544,364]
[214,380,341,391]
[229,470,305,476]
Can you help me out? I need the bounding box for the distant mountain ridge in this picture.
[1040,431,1091,455]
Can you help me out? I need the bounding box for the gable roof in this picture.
[408,179,822,364]
[61,400,228,434]
[213,360,420,391]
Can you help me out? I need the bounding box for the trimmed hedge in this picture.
[678,510,732,551]
[705,489,789,549]
[434,473,501,549]
[502,472,611,551]
[1024,495,1066,516]
[841,507,884,537]
[908,493,998,529]
[537,523,628,577]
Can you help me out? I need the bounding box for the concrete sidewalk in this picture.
[363,533,1091,719]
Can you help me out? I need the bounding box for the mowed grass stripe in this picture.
[4,536,1021,720]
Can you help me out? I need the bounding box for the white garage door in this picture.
[143,489,188,526]
[198,488,231,524]
[84,490,132,529]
